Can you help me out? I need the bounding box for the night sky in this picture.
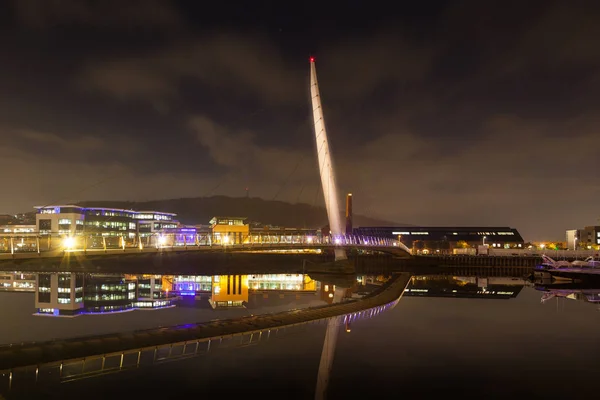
[1,0,599,240]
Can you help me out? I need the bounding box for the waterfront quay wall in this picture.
[0,273,411,373]
[0,251,330,274]
[0,251,401,275]
[0,250,542,275]
[405,255,541,268]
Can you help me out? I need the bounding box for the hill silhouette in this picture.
[76,196,410,228]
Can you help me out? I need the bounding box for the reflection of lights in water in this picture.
[328,293,333,298]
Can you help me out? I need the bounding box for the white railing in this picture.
[0,232,410,256]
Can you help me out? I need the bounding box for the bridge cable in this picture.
[271,154,306,201]
[295,184,305,203]
[38,171,123,211]
[312,182,322,208]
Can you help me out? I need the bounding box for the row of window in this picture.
[392,231,516,236]
[38,207,174,220]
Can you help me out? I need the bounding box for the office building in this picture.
[209,217,249,244]
[354,226,524,253]
[566,229,578,250]
[566,226,600,250]
[34,205,178,248]
[0,224,36,233]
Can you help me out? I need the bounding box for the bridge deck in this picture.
[0,242,410,264]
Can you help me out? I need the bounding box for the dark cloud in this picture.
[2,1,600,241]
[11,0,183,29]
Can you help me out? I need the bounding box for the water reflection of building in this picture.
[24,272,349,315]
[210,275,249,309]
[320,281,358,304]
[168,274,319,309]
[248,274,316,291]
[136,275,164,299]
[34,273,174,317]
[83,275,137,313]
[404,276,524,299]
[246,274,319,308]
[36,273,85,316]
[0,272,36,291]
[169,275,212,295]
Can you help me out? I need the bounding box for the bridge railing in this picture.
[0,232,410,255]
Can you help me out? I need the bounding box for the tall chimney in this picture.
[345,193,353,235]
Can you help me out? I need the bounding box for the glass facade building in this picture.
[34,205,178,248]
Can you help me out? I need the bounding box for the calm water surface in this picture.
[1,270,599,399]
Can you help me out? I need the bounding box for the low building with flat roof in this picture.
[354,226,524,254]
[566,226,600,250]
[209,216,249,244]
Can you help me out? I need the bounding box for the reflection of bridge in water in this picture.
[0,273,411,395]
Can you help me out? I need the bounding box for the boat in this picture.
[535,255,600,271]
[571,256,600,268]
[535,255,572,271]
[533,255,600,282]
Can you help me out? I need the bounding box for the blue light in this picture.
[181,291,196,296]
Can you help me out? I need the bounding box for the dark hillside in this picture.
[76,196,412,228]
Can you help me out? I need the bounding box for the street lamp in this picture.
[63,236,75,250]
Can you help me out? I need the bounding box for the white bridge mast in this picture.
[310,57,347,262]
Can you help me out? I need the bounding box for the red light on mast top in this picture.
[309,56,315,62]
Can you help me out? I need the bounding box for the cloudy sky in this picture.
[1,0,599,240]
